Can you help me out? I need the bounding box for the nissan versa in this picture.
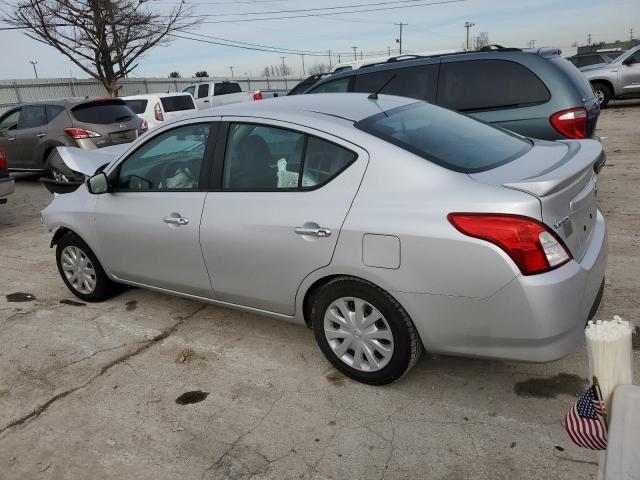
[41,94,607,385]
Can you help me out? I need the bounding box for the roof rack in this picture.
[478,44,522,52]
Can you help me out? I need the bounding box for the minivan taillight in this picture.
[154,103,164,122]
[448,213,571,275]
[253,91,263,101]
[64,128,101,139]
[550,107,588,139]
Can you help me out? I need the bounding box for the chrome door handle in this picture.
[294,226,332,237]
[37,133,46,138]
[7,137,15,142]
[163,216,189,226]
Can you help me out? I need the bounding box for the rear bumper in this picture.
[0,176,15,199]
[394,210,608,362]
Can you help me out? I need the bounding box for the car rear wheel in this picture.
[310,277,422,385]
[56,232,115,302]
[592,83,611,108]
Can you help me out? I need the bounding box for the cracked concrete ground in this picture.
[1,101,639,479]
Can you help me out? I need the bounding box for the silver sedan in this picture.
[41,94,608,384]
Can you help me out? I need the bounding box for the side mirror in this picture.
[87,172,109,194]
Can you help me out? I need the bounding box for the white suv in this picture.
[123,93,196,129]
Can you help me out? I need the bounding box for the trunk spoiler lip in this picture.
[489,140,604,197]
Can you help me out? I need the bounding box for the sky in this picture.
[0,0,638,80]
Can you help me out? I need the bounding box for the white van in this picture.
[123,93,196,129]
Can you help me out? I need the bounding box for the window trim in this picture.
[436,58,552,113]
[109,121,218,193]
[211,120,359,193]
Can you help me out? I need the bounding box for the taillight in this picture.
[140,119,149,131]
[0,149,6,170]
[448,213,571,275]
[64,128,101,139]
[154,103,164,122]
[550,107,588,139]
[253,91,263,101]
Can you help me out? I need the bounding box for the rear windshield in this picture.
[124,99,148,114]
[214,82,242,95]
[71,100,134,124]
[355,103,532,173]
[549,57,595,100]
[161,95,196,112]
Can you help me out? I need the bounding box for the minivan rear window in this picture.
[124,99,148,114]
[355,102,532,173]
[71,100,134,124]
[161,95,196,112]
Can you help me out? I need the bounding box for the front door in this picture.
[0,108,23,170]
[200,120,368,315]
[195,84,211,110]
[94,122,217,297]
[618,50,640,96]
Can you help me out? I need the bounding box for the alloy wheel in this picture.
[60,246,97,294]
[595,89,605,105]
[323,297,394,372]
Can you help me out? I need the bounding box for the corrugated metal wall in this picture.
[0,76,303,114]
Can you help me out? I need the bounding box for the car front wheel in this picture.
[311,277,422,385]
[592,83,611,108]
[56,232,115,302]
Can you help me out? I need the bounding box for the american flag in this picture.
[564,385,607,450]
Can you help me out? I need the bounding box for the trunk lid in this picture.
[470,139,604,261]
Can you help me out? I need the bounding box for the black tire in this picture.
[310,277,422,385]
[44,150,84,183]
[592,83,611,108]
[56,232,116,302]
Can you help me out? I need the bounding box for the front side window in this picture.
[116,123,210,191]
[20,105,47,129]
[353,65,438,102]
[308,77,351,94]
[355,102,531,173]
[222,123,356,190]
[437,60,551,112]
[0,109,21,131]
[197,84,209,99]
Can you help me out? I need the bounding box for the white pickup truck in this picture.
[182,81,262,110]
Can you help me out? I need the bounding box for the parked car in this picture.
[0,147,15,204]
[582,45,640,107]
[123,93,196,129]
[288,74,331,96]
[182,80,263,109]
[305,46,600,141]
[42,94,607,385]
[567,51,624,69]
[0,98,145,181]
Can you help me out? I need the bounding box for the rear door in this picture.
[0,108,22,169]
[200,119,368,315]
[618,49,640,95]
[15,105,48,169]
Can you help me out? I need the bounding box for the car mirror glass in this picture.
[87,172,109,194]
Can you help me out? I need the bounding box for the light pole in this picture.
[29,60,38,79]
[351,46,358,60]
[464,21,475,51]
[300,53,305,76]
[280,56,287,76]
[327,50,332,70]
[228,66,235,77]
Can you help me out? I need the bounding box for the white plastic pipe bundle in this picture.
[586,316,635,413]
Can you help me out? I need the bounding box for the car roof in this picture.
[178,93,418,123]
[122,93,191,100]
[10,97,125,109]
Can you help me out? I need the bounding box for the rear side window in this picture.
[214,83,242,95]
[437,60,551,112]
[308,77,351,94]
[197,84,209,98]
[46,105,65,122]
[161,95,196,112]
[548,57,595,100]
[353,65,438,102]
[125,100,148,114]
[302,137,355,188]
[183,86,195,96]
[355,102,531,173]
[71,100,134,125]
[20,105,47,129]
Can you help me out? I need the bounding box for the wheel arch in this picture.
[41,142,65,168]
[50,226,73,248]
[590,79,614,95]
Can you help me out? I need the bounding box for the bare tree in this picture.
[262,64,292,77]
[473,32,491,50]
[307,63,329,75]
[3,0,200,96]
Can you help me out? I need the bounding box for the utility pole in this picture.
[528,40,536,48]
[464,21,475,51]
[228,66,235,77]
[29,60,38,79]
[300,53,305,76]
[387,46,391,56]
[360,50,363,60]
[327,50,332,70]
[395,22,407,55]
[280,56,287,76]
[587,33,592,45]
[338,53,341,63]
[631,28,634,41]
[351,46,358,60]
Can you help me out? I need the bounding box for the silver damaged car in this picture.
[41,94,608,385]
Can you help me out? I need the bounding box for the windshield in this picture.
[355,102,532,173]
